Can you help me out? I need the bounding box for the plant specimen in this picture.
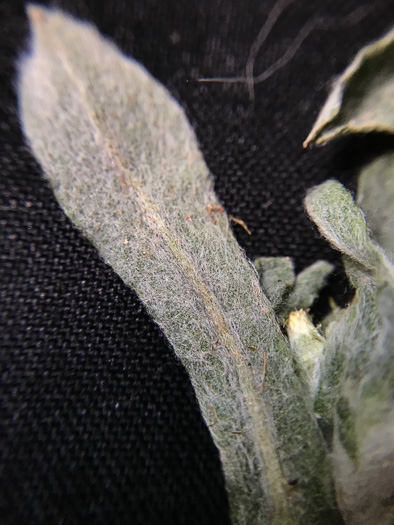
[18,5,394,524]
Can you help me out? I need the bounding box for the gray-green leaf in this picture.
[305,180,384,271]
[285,260,333,315]
[358,152,394,261]
[254,258,333,324]
[305,181,394,525]
[304,27,394,146]
[19,6,338,524]
[254,256,295,309]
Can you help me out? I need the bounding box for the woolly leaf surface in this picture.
[305,182,394,524]
[255,258,333,324]
[304,27,394,146]
[254,256,295,310]
[318,263,394,525]
[18,6,338,524]
[305,180,383,270]
[285,260,333,316]
[358,152,394,261]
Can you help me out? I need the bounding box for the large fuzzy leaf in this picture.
[18,6,338,524]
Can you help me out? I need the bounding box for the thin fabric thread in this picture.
[18,6,337,524]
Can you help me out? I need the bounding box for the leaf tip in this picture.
[303,132,323,149]
[26,3,47,24]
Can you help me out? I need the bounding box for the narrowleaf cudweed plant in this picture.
[17,4,394,524]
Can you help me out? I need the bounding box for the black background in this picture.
[1,1,394,524]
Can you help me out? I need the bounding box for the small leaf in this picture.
[358,152,394,261]
[305,180,383,271]
[304,27,394,146]
[254,256,295,309]
[255,258,333,324]
[285,260,333,314]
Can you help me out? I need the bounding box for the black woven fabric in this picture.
[1,1,393,524]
